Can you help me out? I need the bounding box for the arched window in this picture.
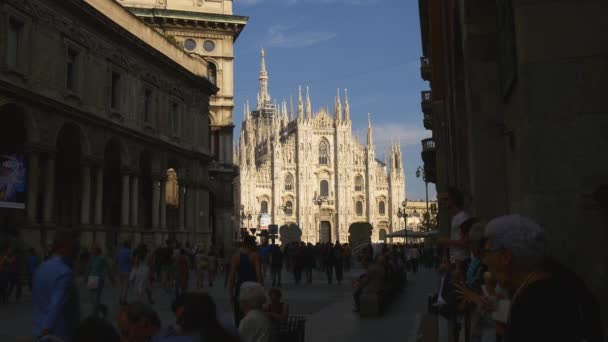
[379,201,386,216]
[355,175,363,192]
[284,174,294,191]
[319,139,329,165]
[285,201,293,216]
[320,180,329,197]
[261,200,268,214]
[356,201,363,216]
[207,62,217,85]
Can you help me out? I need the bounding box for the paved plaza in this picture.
[0,266,439,342]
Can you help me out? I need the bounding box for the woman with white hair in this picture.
[238,281,273,342]
[481,214,603,342]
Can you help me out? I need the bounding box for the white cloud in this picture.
[265,24,337,48]
[372,123,429,149]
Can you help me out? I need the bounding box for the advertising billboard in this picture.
[0,154,26,209]
[259,213,271,230]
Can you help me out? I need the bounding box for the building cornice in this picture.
[126,7,248,41]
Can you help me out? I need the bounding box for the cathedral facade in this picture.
[235,51,406,243]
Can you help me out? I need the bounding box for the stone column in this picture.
[43,156,55,225]
[178,185,185,230]
[159,178,167,229]
[152,178,160,229]
[121,173,130,227]
[94,167,103,225]
[26,151,39,224]
[130,175,139,228]
[80,164,91,225]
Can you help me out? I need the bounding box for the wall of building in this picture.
[418,0,608,331]
[0,0,215,253]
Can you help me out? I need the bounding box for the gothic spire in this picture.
[344,88,350,122]
[305,85,312,120]
[367,113,374,149]
[334,88,342,122]
[297,85,303,122]
[258,48,270,109]
[290,95,294,122]
[282,99,288,122]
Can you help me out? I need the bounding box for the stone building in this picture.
[0,0,217,252]
[116,0,248,253]
[417,0,608,331]
[235,51,406,243]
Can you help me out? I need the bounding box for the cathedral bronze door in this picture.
[320,221,331,243]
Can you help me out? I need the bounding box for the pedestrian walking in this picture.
[324,243,335,284]
[228,236,262,326]
[130,250,154,305]
[409,246,420,274]
[269,245,283,287]
[175,249,190,299]
[292,243,304,285]
[86,246,114,311]
[33,229,81,341]
[115,241,132,305]
[5,247,23,302]
[196,248,208,289]
[334,243,344,285]
[304,243,315,284]
[343,243,352,272]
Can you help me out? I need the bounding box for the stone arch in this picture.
[52,121,92,157]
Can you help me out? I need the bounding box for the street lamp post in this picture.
[397,199,408,244]
[416,166,430,231]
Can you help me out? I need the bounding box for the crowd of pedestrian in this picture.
[27,232,316,342]
[431,187,604,342]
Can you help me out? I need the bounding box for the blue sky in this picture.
[232,0,436,201]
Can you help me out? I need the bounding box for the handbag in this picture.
[87,275,100,290]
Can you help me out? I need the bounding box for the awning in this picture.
[386,229,439,239]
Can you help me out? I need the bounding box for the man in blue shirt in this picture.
[33,229,81,341]
[116,241,132,305]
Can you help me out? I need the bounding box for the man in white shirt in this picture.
[238,282,272,342]
[440,187,469,265]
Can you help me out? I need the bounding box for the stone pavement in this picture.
[0,266,440,341]
[305,266,440,342]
